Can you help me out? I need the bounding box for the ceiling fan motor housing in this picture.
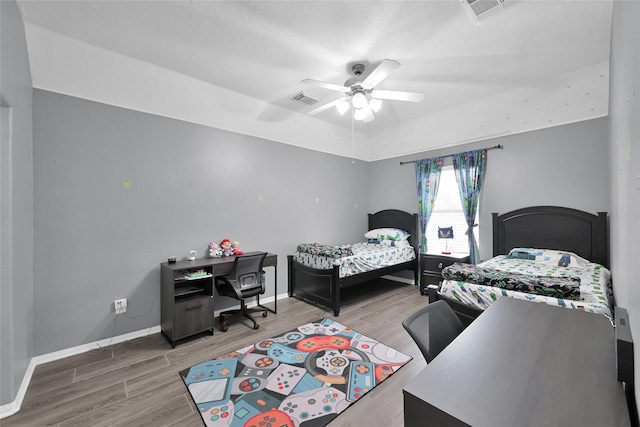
[352,63,365,75]
[344,64,368,89]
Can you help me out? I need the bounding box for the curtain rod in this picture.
[399,144,503,165]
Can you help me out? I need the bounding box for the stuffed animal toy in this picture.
[232,241,243,256]
[208,242,222,258]
[220,239,234,256]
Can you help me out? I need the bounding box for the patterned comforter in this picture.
[294,242,416,278]
[438,255,613,319]
[442,263,582,300]
[296,243,354,258]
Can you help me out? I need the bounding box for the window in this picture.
[425,165,477,255]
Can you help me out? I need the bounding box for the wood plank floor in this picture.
[2,279,429,427]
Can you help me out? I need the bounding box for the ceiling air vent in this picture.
[462,0,510,23]
[291,92,320,106]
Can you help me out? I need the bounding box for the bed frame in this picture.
[287,209,420,316]
[427,205,609,326]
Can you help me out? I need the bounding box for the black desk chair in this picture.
[402,300,465,363]
[215,252,268,332]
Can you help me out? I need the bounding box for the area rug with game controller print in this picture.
[180,318,412,427]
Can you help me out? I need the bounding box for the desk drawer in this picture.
[174,296,213,339]
[423,257,450,273]
[422,255,467,273]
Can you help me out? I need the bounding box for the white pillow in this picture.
[365,228,410,241]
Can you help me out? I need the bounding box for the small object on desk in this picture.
[220,239,234,256]
[188,250,197,261]
[168,256,176,264]
[232,240,243,255]
[208,242,223,258]
[186,269,208,279]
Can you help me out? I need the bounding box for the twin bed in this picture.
[287,209,419,316]
[288,206,614,326]
[427,205,613,325]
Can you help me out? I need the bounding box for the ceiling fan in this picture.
[301,59,424,123]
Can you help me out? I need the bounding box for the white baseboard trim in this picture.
[0,358,36,419]
[0,292,288,419]
[0,325,162,419]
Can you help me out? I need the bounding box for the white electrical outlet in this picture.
[114,298,127,314]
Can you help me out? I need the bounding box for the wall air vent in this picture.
[462,0,510,23]
[291,92,320,106]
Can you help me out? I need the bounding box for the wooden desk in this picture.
[403,298,630,427]
[160,252,277,346]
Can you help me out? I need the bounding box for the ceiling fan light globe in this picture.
[369,98,383,113]
[336,100,350,116]
[351,92,368,109]
[353,108,367,121]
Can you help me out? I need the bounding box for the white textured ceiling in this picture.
[16,0,612,161]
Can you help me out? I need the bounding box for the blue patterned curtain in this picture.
[452,149,487,264]
[415,157,444,253]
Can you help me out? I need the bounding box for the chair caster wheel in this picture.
[221,326,228,332]
[262,312,268,318]
[253,324,260,330]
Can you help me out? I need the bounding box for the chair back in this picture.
[402,300,465,363]
[228,252,267,292]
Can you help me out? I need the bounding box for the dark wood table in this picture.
[403,297,630,427]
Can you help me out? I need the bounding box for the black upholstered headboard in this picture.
[492,206,609,268]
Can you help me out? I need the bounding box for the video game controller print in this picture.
[266,363,306,396]
[297,318,347,336]
[199,401,234,427]
[231,390,285,427]
[296,335,351,352]
[267,343,308,364]
[242,409,294,427]
[230,365,270,395]
[350,333,411,365]
[254,332,305,351]
[304,347,370,385]
[238,353,280,371]
[314,349,351,377]
[278,386,349,426]
[185,358,237,410]
[346,361,375,402]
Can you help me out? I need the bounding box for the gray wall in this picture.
[0,0,35,407]
[368,117,610,263]
[608,0,639,400]
[33,90,370,355]
[33,91,610,360]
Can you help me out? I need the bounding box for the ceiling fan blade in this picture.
[307,97,347,115]
[371,89,424,103]
[361,59,401,88]
[301,78,348,92]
